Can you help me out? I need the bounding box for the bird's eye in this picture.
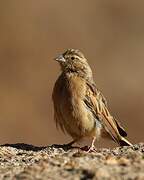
[71,56,75,60]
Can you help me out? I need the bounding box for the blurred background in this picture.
[0,0,144,148]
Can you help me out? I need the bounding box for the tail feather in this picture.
[119,137,133,146]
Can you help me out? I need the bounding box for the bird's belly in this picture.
[61,100,101,139]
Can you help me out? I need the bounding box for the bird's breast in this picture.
[55,74,96,137]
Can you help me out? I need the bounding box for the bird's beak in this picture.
[54,55,66,62]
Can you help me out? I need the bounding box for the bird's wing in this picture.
[84,81,128,144]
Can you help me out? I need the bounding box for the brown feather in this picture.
[85,80,130,145]
[52,74,66,133]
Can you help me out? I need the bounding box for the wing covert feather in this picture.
[85,81,127,143]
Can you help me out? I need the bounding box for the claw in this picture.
[80,137,96,153]
[87,145,96,153]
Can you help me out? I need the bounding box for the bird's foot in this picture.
[80,145,96,153]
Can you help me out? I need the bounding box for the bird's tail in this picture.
[119,137,133,146]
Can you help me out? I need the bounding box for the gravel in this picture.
[0,143,143,179]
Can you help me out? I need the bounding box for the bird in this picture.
[52,49,132,151]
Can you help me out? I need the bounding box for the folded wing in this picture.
[84,81,132,146]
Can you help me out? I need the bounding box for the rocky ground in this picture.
[0,143,143,179]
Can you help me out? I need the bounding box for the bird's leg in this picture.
[87,137,96,152]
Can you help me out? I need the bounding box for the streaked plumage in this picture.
[52,49,132,150]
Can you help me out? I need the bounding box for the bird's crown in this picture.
[63,49,85,59]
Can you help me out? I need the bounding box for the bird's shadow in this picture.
[1,143,46,152]
[0,143,79,152]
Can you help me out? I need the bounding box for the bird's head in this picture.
[54,49,93,79]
